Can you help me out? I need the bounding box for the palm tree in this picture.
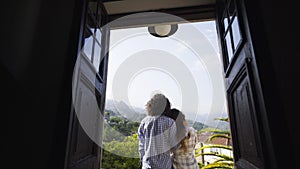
[195,118,234,169]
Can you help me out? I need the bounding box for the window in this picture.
[221,0,243,72]
[82,0,106,81]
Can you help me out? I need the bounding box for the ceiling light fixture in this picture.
[148,24,178,38]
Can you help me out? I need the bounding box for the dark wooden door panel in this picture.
[65,1,109,169]
[227,61,263,168]
[70,119,95,164]
[216,0,270,168]
[70,155,96,169]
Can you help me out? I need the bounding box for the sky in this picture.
[105,20,228,123]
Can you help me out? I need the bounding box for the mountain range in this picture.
[105,99,146,121]
[104,99,229,130]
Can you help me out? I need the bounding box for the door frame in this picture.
[65,1,277,169]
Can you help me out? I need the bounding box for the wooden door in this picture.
[215,0,274,168]
[64,0,110,169]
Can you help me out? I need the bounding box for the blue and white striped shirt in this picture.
[138,115,178,169]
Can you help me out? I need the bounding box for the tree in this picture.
[102,134,140,169]
[103,115,140,142]
[103,122,125,142]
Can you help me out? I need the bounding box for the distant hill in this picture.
[105,99,230,130]
[105,99,146,122]
[213,119,230,130]
[186,119,209,131]
[186,119,229,132]
[184,111,230,131]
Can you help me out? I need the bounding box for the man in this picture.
[138,93,178,169]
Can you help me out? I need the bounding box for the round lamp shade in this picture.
[148,24,178,38]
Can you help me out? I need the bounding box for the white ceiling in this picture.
[103,0,216,15]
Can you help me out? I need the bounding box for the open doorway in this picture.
[101,19,234,169]
[66,1,277,169]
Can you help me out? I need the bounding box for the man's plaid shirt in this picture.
[138,115,178,169]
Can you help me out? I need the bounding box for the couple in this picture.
[138,93,199,169]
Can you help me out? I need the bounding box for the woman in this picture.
[170,109,199,169]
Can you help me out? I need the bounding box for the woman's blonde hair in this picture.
[179,114,190,153]
[170,109,189,153]
[180,132,190,153]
